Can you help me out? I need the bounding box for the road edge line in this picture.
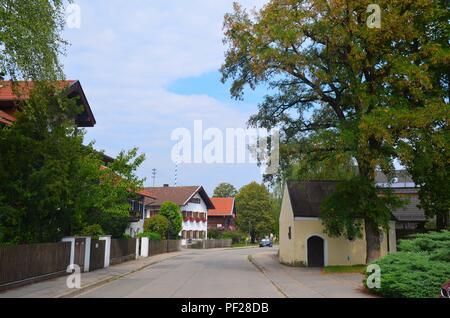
[248,255,289,298]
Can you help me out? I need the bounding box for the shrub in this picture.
[137,231,161,241]
[159,202,182,239]
[80,224,105,239]
[365,231,450,298]
[208,229,222,239]
[221,231,244,243]
[144,215,169,239]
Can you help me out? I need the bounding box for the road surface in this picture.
[78,247,283,298]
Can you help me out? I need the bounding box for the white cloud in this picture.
[62,0,268,192]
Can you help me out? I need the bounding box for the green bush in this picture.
[159,202,182,239]
[144,215,169,239]
[366,231,450,298]
[208,229,222,239]
[137,231,161,241]
[221,231,244,243]
[80,224,105,239]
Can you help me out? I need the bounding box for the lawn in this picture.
[231,242,259,248]
[323,265,367,274]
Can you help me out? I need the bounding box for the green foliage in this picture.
[367,252,450,298]
[122,234,132,240]
[398,128,449,229]
[207,228,222,239]
[80,224,105,239]
[137,231,161,241]
[398,231,450,262]
[144,215,169,239]
[235,182,275,243]
[213,183,238,198]
[159,201,182,240]
[220,231,245,244]
[320,177,404,240]
[366,231,450,298]
[0,84,145,243]
[222,0,449,260]
[0,0,67,80]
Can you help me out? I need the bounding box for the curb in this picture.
[248,254,288,298]
[56,252,182,298]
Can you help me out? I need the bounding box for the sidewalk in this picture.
[249,251,375,298]
[0,252,182,298]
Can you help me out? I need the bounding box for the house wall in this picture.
[290,219,367,266]
[279,188,397,266]
[181,193,208,239]
[279,186,296,265]
[126,219,144,238]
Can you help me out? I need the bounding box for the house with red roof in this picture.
[0,80,96,128]
[208,197,236,231]
[139,185,215,242]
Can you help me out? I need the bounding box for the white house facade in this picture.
[131,185,215,243]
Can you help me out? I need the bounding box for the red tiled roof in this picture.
[138,189,156,199]
[144,186,215,209]
[0,80,76,100]
[208,197,235,216]
[0,80,96,127]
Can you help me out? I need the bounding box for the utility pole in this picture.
[151,168,157,187]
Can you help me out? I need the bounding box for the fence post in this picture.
[135,238,140,259]
[84,236,91,272]
[99,235,111,268]
[62,237,76,266]
[140,237,149,257]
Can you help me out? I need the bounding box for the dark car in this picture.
[441,281,450,298]
[259,238,273,248]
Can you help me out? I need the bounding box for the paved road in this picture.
[78,248,284,298]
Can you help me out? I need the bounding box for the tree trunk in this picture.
[436,211,449,230]
[365,219,381,263]
[357,153,382,264]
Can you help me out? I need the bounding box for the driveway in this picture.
[250,250,374,298]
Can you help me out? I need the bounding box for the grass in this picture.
[231,242,259,248]
[323,264,367,274]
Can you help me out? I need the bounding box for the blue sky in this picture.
[62,0,268,194]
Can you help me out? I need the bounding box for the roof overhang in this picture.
[185,186,215,209]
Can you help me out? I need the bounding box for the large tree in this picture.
[235,182,275,243]
[0,84,145,243]
[213,182,238,198]
[0,0,68,80]
[221,0,449,262]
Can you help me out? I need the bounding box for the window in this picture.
[189,198,201,204]
[288,226,292,240]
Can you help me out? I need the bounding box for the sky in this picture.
[62,0,269,194]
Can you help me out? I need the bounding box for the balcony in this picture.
[129,209,142,222]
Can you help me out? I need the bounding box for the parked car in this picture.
[441,281,450,298]
[259,238,273,248]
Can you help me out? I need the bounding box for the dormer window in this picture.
[189,198,201,204]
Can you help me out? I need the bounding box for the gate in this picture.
[89,240,106,271]
[74,238,86,272]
